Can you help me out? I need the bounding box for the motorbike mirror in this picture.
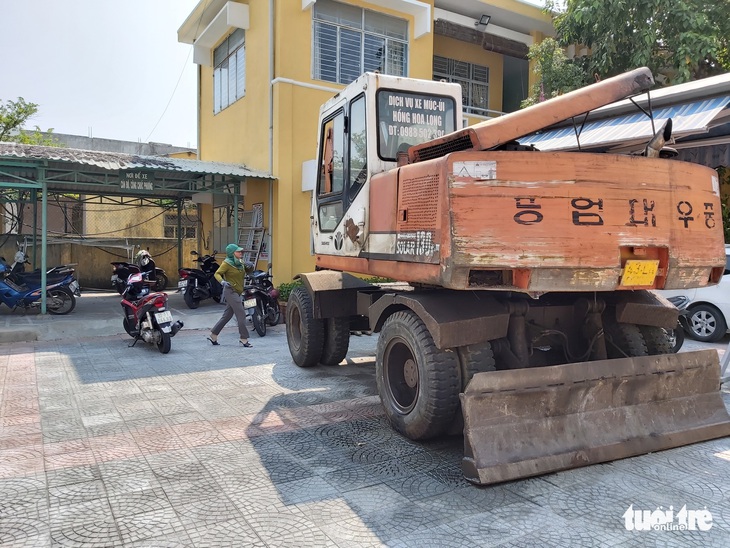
[190,251,199,256]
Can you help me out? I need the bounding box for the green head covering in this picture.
[224,243,244,268]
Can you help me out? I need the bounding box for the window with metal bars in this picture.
[433,56,489,116]
[312,0,408,85]
[163,213,197,239]
[213,29,246,114]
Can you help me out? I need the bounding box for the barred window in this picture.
[213,29,246,114]
[164,213,197,239]
[313,0,408,85]
[433,56,489,116]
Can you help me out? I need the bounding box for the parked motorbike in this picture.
[243,265,280,337]
[667,295,690,353]
[111,261,168,294]
[0,259,78,315]
[120,272,183,354]
[177,250,222,309]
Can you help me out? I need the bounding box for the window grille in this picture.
[433,55,489,116]
[213,28,246,114]
[313,0,408,85]
[164,212,197,239]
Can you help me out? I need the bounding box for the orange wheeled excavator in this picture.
[285,67,730,484]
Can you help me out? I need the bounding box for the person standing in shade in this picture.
[207,244,254,347]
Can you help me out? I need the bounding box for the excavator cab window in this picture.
[318,109,345,231]
[347,94,367,205]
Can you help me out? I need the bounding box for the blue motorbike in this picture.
[0,259,78,315]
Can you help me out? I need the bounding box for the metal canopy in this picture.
[0,142,274,198]
[0,142,275,313]
[519,95,730,152]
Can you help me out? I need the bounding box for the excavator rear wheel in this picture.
[604,316,648,358]
[320,317,350,366]
[639,325,673,355]
[286,286,324,367]
[376,310,461,440]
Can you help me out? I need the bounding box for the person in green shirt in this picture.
[207,244,254,347]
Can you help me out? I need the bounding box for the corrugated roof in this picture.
[0,142,273,179]
[520,96,730,152]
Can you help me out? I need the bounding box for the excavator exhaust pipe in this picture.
[461,349,730,485]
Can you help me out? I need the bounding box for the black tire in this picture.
[266,301,281,326]
[154,273,168,292]
[286,286,324,367]
[456,341,496,390]
[687,304,727,342]
[603,315,648,358]
[638,325,673,355]
[376,310,461,440]
[320,317,350,365]
[253,303,266,337]
[46,287,76,315]
[183,288,200,309]
[157,332,171,354]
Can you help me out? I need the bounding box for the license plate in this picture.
[155,310,173,324]
[621,260,659,287]
[69,281,80,294]
[177,280,188,289]
[111,275,118,282]
[243,298,257,309]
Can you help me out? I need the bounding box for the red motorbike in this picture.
[121,273,183,354]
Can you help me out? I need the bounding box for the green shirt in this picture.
[214,261,247,295]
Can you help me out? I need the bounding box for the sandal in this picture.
[207,337,220,346]
[240,341,253,348]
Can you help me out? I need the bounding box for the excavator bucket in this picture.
[461,349,730,485]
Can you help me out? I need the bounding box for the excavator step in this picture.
[461,349,730,485]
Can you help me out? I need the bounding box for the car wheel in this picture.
[687,304,727,342]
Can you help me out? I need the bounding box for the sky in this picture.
[1,0,200,148]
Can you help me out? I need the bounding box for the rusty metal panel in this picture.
[397,173,440,231]
[614,291,678,328]
[461,349,730,485]
[368,290,510,348]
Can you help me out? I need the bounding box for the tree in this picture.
[521,37,588,108]
[548,0,730,84]
[0,97,61,146]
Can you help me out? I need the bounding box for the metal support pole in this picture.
[177,199,183,270]
[41,179,48,314]
[233,187,239,244]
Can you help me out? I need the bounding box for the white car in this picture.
[658,245,730,342]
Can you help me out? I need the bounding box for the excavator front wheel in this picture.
[376,310,461,440]
[286,286,324,367]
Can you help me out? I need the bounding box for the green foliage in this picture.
[548,0,730,84]
[521,37,588,108]
[723,203,730,244]
[361,276,395,284]
[276,280,303,302]
[0,97,62,146]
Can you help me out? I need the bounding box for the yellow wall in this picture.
[433,35,504,113]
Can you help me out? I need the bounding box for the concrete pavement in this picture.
[2,294,730,546]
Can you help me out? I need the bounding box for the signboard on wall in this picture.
[120,171,155,191]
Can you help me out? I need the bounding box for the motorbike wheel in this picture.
[154,273,168,292]
[266,301,281,326]
[157,332,171,354]
[253,304,267,337]
[183,289,200,309]
[46,287,76,315]
[122,317,136,338]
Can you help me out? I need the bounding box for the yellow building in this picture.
[178,0,553,285]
